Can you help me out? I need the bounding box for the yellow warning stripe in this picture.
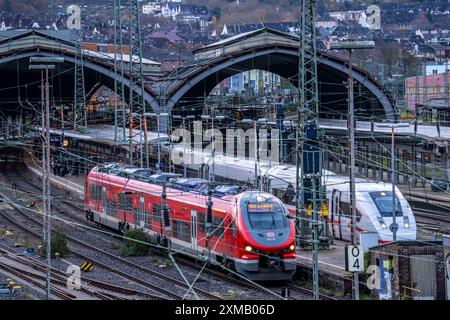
[81,262,93,271]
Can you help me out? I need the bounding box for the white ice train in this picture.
[170,146,417,243]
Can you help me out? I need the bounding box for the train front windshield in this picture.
[369,191,403,217]
[244,202,288,230]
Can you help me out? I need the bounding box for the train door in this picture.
[139,197,145,228]
[330,190,335,238]
[190,210,198,254]
[339,200,352,242]
[332,190,342,240]
[101,186,107,215]
[226,217,236,258]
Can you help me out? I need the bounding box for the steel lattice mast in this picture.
[113,0,127,142]
[127,0,147,166]
[295,0,322,300]
[73,28,87,131]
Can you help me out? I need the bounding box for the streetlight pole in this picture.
[157,113,161,173]
[29,56,64,301]
[139,114,143,167]
[390,126,396,240]
[129,110,134,165]
[377,122,410,241]
[143,114,149,168]
[202,114,225,182]
[254,120,257,188]
[173,115,187,177]
[40,69,46,249]
[328,41,375,301]
[211,114,215,182]
[145,112,168,173]
[242,119,260,188]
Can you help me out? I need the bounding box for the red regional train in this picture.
[85,163,297,281]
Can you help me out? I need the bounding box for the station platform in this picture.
[40,120,450,144]
[283,117,450,141]
[398,185,450,201]
[25,158,85,200]
[296,244,347,278]
[34,124,169,147]
[319,119,450,141]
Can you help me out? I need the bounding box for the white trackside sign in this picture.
[345,245,364,272]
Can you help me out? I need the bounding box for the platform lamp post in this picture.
[29,56,64,300]
[376,122,410,242]
[130,112,144,168]
[201,114,225,182]
[145,112,168,173]
[328,41,375,301]
[172,114,195,177]
[242,119,260,188]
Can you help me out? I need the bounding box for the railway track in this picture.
[0,247,161,300]
[0,203,186,300]
[406,192,450,220]
[413,208,450,224]
[403,192,450,232]
[9,167,88,226]
[0,261,77,300]
[0,260,116,300]
[173,255,340,300]
[0,168,223,300]
[0,262,80,300]
[405,191,450,204]
[286,283,339,300]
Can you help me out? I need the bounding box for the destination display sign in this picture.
[247,203,273,212]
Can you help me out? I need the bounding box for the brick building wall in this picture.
[369,242,445,300]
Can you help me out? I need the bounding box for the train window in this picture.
[126,197,132,214]
[172,220,191,243]
[144,211,152,229]
[338,202,362,222]
[119,193,133,214]
[119,193,125,211]
[132,207,139,225]
[96,185,102,200]
[198,212,206,232]
[339,202,350,218]
[153,203,162,223]
[106,199,118,217]
[89,184,102,201]
[212,217,224,239]
[229,220,236,238]
[172,220,179,238]
[245,202,288,230]
[89,184,95,199]
[369,192,403,217]
[181,221,191,242]
[356,209,362,223]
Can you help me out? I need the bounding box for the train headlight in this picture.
[404,217,410,228]
[378,217,387,229]
[289,244,295,251]
[245,245,252,252]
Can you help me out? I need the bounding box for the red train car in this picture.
[85,163,296,281]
